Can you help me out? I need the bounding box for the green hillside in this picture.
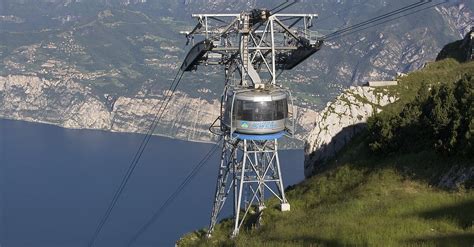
[177,59,474,246]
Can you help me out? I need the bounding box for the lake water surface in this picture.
[0,119,304,247]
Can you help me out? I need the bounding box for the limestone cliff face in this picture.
[304,86,397,177]
[110,92,221,142]
[0,75,316,146]
[0,75,112,129]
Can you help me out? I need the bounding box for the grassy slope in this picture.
[178,59,474,246]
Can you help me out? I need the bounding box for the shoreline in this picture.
[0,117,303,150]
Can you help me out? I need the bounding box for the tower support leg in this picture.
[207,137,290,237]
[207,137,237,237]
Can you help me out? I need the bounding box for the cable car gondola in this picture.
[221,86,295,136]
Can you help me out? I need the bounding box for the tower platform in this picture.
[232,131,286,141]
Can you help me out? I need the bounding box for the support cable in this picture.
[87,69,185,247]
[320,0,443,40]
[321,0,431,39]
[312,0,371,25]
[271,0,299,14]
[325,0,448,41]
[126,137,223,246]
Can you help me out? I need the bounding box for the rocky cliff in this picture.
[0,75,317,146]
[304,86,397,177]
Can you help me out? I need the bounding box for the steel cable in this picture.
[325,1,448,41]
[87,69,185,247]
[321,0,435,40]
[126,137,223,246]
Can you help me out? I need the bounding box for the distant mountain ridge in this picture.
[0,0,472,143]
[1,0,471,97]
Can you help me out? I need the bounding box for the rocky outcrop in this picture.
[0,75,317,146]
[438,166,474,190]
[304,86,397,177]
[437,27,474,63]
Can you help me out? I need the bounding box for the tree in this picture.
[454,75,474,156]
[368,75,473,158]
[422,84,461,154]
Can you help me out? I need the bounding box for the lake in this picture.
[0,119,304,247]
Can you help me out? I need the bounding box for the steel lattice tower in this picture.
[209,135,290,236]
[180,6,322,237]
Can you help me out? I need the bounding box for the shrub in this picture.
[368,75,473,157]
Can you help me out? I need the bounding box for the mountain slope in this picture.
[177,56,474,246]
[178,142,474,246]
